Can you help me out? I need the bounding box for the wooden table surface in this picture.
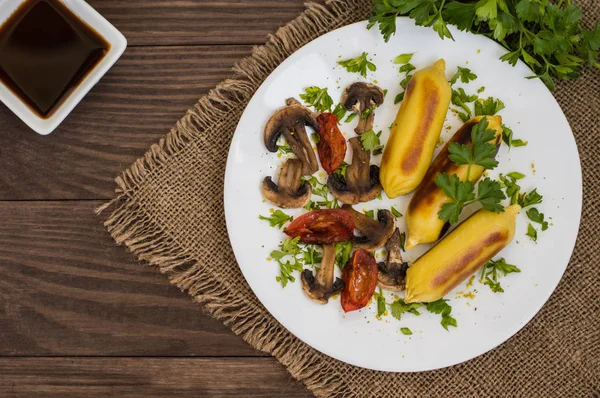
[0,1,314,396]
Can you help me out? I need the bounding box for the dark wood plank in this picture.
[0,45,253,200]
[0,201,262,357]
[0,358,311,397]
[88,0,307,46]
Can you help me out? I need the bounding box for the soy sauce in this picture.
[0,0,110,118]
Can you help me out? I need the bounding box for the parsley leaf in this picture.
[400,327,413,335]
[519,188,543,208]
[449,66,478,84]
[481,257,521,293]
[259,210,293,228]
[393,53,414,64]
[390,299,422,320]
[399,231,406,252]
[332,103,347,121]
[474,97,505,116]
[302,176,340,209]
[526,207,548,231]
[399,63,416,73]
[526,223,538,242]
[302,245,323,267]
[360,129,383,153]
[501,124,528,149]
[435,173,474,225]
[272,237,304,287]
[448,117,499,171]
[391,206,403,218]
[426,299,457,331]
[338,52,377,77]
[277,144,294,155]
[375,289,387,317]
[394,92,405,104]
[477,177,506,212]
[333,161,349,178]
[335,241,353,269]
[344,113,357,123]
[300,86,333,113]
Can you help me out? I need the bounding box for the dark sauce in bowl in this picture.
[0,0,110,118]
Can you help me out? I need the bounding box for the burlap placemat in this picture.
[99,1,600,396]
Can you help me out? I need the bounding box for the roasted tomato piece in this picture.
[316,113,347,174]
[284,209,354,244]
[341,249,378,312]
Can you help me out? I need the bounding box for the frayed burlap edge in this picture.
[98,1,370,397]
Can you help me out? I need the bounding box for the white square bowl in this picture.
[0,0,127,135]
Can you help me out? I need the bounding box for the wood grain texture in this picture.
[88,0,307,46]
[0,45,253,200]
[0,201,262,357]
[0,358,312,397]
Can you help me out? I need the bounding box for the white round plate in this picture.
[224,19,581,372]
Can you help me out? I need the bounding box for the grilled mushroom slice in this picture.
[328,137,382,205]
[341,82,384,134]
[262,159,312,208]
[264,98,319,175]
[342,204,396,251]
[301,244,344,304]
[377,229,409,291]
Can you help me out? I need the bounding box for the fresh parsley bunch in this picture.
[368,0,600,89]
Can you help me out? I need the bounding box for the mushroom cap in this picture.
[263,98,318,152]
[301,270,344,304]
[340,82,385,112]
[342,204,396,251]
[262,158,312,208]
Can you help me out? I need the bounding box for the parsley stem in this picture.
[466,164,472,182]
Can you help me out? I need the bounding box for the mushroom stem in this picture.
[327,137,382,205]
[301,244,344,304]
[262,159,312,208]
[377,229,409,291]
[284,123,318,175]
[316,244,335,290]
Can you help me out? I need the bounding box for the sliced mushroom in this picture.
[327,137,382,205]
[342,204,396,251]
[262,159,312,208]
[377,229,409,291]
[341,82,384,134]
[301,244,344,304]
[264,98,319,175]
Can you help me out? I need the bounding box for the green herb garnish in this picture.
[474,97,505,116]
[526,207,548,231]
[426,299,457,331]
[481,257,521,293]
[259,210,293,229]
[360,129,384,153]
[335,241,353,269]
[300,86,333,113]
[449,66,477,84]
[526,223,538,242]
[332,103,347,121]
[400,327,413,335]
[393,53,414,64]
[338,52,377,77]
[367,0,600,89]
[502,124,528,149]
[391,206,403,218]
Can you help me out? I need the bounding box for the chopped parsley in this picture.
[302,176,340,209]
[259,210,293,229]
[344,113,358,123]
[481,257,521,293]
[300,86,333,113]
[393,53,414,64]
[338,52,376,77]
[501,124,528,149]
[526,208,548,231]
[426,299,457,331]
[398,231,406,252]
[400,327,413,335]
[390,206,403,218]
[277,144,294,155]
[360,129,384,153]
[390,299,422,319]
[332,103,347,121]
[449,66,477,84]
[526,223,538,242]
[474,97,505,116]
[335,241,353,269]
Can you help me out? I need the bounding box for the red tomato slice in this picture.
[316,113,347,174]
[284,209,354,244]
[341,249,378,312]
